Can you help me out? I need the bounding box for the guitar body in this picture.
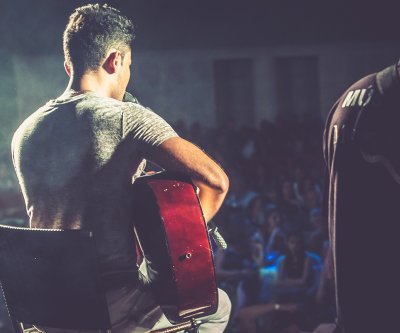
[132,172,218,323]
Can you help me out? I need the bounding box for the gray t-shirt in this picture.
[11,91,177,282]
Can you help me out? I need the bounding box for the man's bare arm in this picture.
[143,137,229,222]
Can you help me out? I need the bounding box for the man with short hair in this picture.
[12,4,231,332]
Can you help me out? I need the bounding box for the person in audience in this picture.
[306,208,328,257]
[264,184,279,207]
[243,195,266,236]
[293,168,322,209]
[263,206,287,265]
[274,232,316,305]
[303,189,320,214]
[278,179,301,223]
[215,226,261,322]
[224,175,258,210]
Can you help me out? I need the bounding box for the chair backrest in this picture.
[0,225,111,331]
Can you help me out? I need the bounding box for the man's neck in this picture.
[65,72,114,98]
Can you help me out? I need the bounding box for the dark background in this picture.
[1,1,399,53]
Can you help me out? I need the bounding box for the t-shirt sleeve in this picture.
[121,102,178,149]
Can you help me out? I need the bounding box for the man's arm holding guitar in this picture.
[143,136,229,223]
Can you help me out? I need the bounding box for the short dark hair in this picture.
[63,3,134,75]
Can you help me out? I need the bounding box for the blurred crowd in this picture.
[0,115,336,332]
[174,116,336,333]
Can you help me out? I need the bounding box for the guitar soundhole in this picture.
[179,252,192,261]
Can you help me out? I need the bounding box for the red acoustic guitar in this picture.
[132,172,219,325]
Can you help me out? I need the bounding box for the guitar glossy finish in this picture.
[132,173,218,323]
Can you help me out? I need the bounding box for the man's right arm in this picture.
[121,102,229,221]
[143,136,229,223]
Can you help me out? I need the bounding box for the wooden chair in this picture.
[0,225,111,333]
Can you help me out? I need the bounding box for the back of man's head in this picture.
[63,3,134,76]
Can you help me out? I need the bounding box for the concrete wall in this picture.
[133,42,400,123]
[2,41,400,154]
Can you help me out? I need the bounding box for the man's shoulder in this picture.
[121,100,170,127]
[79,94,151,118]
[337,73,377,110]
[11,103,53,150]
[335,61,400,111]
[120,101,156,117]
[76,93,125,112]
[120,102,178,146]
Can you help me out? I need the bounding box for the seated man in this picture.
[11,4,231,332]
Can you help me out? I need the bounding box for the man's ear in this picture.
[64,61,72,77]
[103,49,121,74]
